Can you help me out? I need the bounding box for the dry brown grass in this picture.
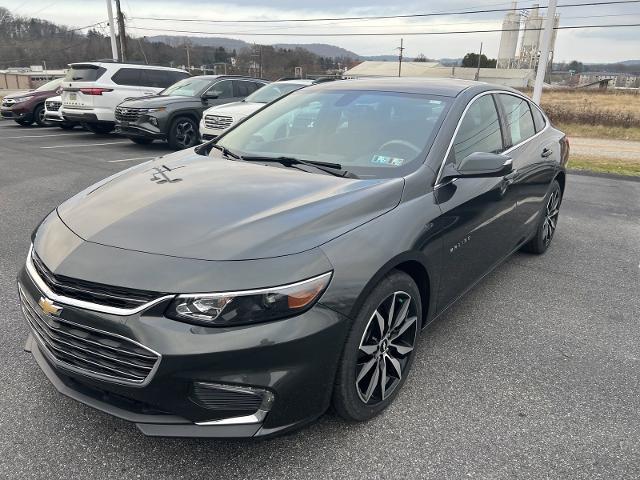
[568,154,640,176]
[539,89,640,128]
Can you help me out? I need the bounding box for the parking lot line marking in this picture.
[1,133,87,139]
[40,141,129,149]
[108,156,156,163]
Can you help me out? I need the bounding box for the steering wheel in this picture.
[376,139,421,155]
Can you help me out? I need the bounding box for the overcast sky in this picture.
[3,0,639,62]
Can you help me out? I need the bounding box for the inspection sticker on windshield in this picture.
[370,155,405,166]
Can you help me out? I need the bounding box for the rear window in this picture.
[64,65,106,82]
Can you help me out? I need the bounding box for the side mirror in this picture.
[202,91,220,100]
[440,152,512,182]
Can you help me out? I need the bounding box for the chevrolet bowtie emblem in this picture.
[38,297,62,316]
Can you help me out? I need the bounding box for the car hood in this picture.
[119,95,198,108]
[5,90,35,100]
[56,150,404,261]
[204,101,262,119]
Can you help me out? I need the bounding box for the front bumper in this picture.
[17,264,348,438]
[1,105,30,120]
[115,121,166,140]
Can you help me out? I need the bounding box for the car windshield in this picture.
[161,77,213,97]
[216,89,450,178]
[245,82,307,104]
[35,78,62,92]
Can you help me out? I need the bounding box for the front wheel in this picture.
[332,270,422,422]
[34,104,48,127]
[59,123,75,130]
[521,179,562,254]
[168,117,198,150]
[15,118,33,126]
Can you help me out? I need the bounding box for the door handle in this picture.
[541,148,553,158]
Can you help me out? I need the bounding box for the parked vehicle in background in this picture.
[44,96,79,130]
[19,79,569,438]
[0,77,63,127]
[60,62,189,134]
[199,78,315,140]
[115,75,268,149]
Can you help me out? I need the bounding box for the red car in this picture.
[1,78,63,127]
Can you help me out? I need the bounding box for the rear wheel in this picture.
[168,117,198,150]
[59,123,75,130]
[85,123,114,134]
[332,270,422,422]
[521,179,562,254]
[34,104,48,127]
[130,137,153,145]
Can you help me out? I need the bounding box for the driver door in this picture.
[434,93,520,312]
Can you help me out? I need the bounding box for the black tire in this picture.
[130,137,153,145]
[85,123,114,134]
[521,179,562,254]
[15,118,33,126]
[332,270,422,422]
[168,116,199,150]
[59,123,75,130]
[34,104,48,127]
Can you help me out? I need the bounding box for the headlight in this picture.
[165,272,332,327]
[13,97,30,103]
[147,107,166,113]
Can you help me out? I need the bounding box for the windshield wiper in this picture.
[210,143,241,160]
[241,155,358,178]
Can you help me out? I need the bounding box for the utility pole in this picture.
[114,0,127,62]
[105,0,118,61]
[474,42,483,81]
[533,0,557,104]
[396,38,404,77]
[185,42,191,72]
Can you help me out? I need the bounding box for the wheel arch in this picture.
[346,252,433,330]
[555,169,566,196]
[168,109,200,126]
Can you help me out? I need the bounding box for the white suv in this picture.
[199,79,315,140]
[60,62,189,134]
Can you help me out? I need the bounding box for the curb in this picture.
[567,169,640,183]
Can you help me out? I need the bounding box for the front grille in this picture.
[115,106,145,122]
[31,251,162,310]
[20,288,160,384]
[46,101,61,111]
[204,115,233,130]
[2,98,15,107]
[191,383,264,412]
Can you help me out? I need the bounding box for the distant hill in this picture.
[360,55,398,62]
[147,36,360,58]
[273,43,358,59]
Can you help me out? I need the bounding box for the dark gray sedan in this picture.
[19,78,568,438]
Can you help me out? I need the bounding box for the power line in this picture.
[126,22,640,37]
[129,0,640,24]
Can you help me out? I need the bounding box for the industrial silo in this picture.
[497,2,520,69]
[519,4,543,68]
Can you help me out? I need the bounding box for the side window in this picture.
[253,81,266,91]
[234,80,256,97]
[497,94,536,145]
[208,80,233,99]
[111,68,143,86]
[531,104,547,132]
[452,95,504,164]
[144,70,172,88]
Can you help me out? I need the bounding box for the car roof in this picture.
[69,62,188,73]
[273,79,315,85]
[311,77,497,97]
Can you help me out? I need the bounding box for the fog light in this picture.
[148,116,158,127]
[193,382,275,426]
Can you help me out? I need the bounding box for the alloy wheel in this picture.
[356,291,418,405]
[38,108,46,124]
[175,120,196,148]
[542,189,560,246]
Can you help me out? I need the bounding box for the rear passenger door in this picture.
[434,93,519,312]
[495,93,557,245]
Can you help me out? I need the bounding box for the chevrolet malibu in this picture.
[19,78,568,438]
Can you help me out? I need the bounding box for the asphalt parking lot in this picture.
[1,120,639,479]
